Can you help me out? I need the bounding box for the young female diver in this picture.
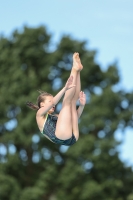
[27,52,86,146]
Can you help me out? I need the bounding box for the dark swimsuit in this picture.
[41,114,76,146]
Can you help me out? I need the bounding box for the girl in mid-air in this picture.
[27,52,86,146]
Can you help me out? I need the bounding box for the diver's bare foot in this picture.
[73,52,83,71]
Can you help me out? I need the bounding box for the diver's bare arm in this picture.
[53,87,66,105]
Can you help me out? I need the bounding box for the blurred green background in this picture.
[0,25,133,200]
[0,0,133,199]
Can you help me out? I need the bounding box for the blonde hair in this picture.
[26,90,52,110]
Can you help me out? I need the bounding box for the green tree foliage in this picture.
[0,26,133,200]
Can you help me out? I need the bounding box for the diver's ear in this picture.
[40,102,45,107]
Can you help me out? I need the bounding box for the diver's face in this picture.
[45,96,55,114]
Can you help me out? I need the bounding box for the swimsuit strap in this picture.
[45,113,48,120]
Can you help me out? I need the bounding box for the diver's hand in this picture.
[79,91,86,106]
[64,76,76,91]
